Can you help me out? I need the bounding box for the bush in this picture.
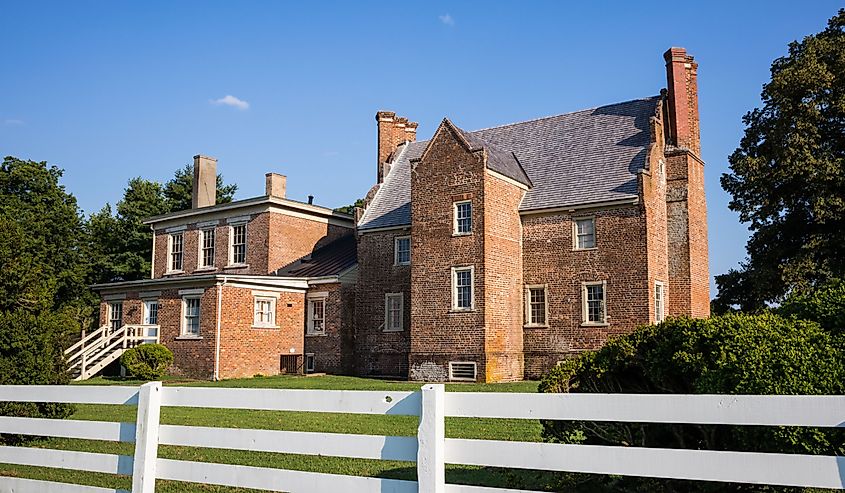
[539,313,845,492]
[120,344,173,380]
[0,310,75,444]
[779,278,845,334]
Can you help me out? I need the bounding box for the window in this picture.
[182,297,201,336]
[449,362,477,381]
[253,296,276,327]
[307,296,326,335]
[305,353,316,373]
[169,233,184,271]
[394,236,411,266]
[230,224,247,265]
[655,281,666,322]
[525,285,548,326]
[384,293,404,332]
[108,302,123,331]
[574,218,596,250]
[451,266,474,310]
[582,281,607,325]
[454,201,472,235]
[200,228,215,268]
[143,300,158,325]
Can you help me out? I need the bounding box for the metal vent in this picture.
[449,361,477,382]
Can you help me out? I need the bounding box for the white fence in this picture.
[0,384,843,492]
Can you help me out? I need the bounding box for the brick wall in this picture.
[409,123,488,382]
[153,211,352,279]
[217,285,305,379]
[305,282,355,374]
[642,105,670,325]
[521,206,651,379]
[354,230,411,377]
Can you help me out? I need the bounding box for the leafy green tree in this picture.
[163,164,237,212]
[540,314,845,492]
[716,9,845,310]
[779,277,845,334]
[333,198,364,216]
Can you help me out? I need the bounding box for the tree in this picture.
[163,164,237,212]
[333,198,364,216]
[716,9,845,310]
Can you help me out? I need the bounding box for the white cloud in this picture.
[439,13,454,26]
[210,95,250,110]
[3,119,24,126]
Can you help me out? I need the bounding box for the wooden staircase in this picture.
[65,324,160,380]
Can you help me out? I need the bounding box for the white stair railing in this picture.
[64,324,160,380]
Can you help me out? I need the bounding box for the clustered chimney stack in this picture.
[376,111,418,183]
[265,172,287,199]
[663,47,701,156]
[192,155,217,209]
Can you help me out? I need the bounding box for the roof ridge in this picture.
[468,96,661,134]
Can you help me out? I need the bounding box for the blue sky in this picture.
[1,1,841,295]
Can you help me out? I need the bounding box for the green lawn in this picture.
[0,375,559,492]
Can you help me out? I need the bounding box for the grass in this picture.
[0,374,559,492]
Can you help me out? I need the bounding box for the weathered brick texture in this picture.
[304,282,355,375]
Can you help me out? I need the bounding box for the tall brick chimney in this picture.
[664,47,701,156]
[265,172,286,199]
[192,155,217,209]
[376,111,418,183]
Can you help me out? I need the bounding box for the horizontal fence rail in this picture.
[0,383,843,492]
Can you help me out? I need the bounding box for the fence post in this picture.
[417,384,445,493]
[132,381,162,493]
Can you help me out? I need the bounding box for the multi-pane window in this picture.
[169,233,184,271]
[574,218,596,249]
[525,286,547,326]
[384,293,404,332]
[583,282,606,324]
[307,297,326,335]
[231,224,247,265]
[253,297,276,327]
[200,228,215,268]
[452,266,474,310]
[655,282,665,323]
[394,236,411,266]
[143,300,158,325]
[454,201,472,235]
[108,302,123,331]
[182,297,201,336]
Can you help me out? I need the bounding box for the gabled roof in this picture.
[273,234,357,278]
[358,97,659,231]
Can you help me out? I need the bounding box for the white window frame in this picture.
[306,293,328,336]
[228,222,248,266]
[253,296,277,328]
[108,302,123,331]
[181,296,202,337]
[453,200,473,235]
[524,284,549,327]
[581,281,608,326]
[394,236,411,266]
[142,300,159,325]
[451,265,475,311]
[573,217,596,250]
[655,281,666,323]
[168,232,184,272]
[199,228,216,269]
[384,293,404,332]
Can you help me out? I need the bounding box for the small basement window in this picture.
[449,361,477,382]
[305,353,316,373]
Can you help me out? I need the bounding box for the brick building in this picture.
[92,46,708,382]
[355,47,709,381]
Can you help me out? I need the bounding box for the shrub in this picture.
[779,278,845,334]
[120,344,173,380]
[0,310,75,444]
[539,313,845,492]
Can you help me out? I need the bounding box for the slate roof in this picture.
[273,234,357,278]
[358,96,659,231]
